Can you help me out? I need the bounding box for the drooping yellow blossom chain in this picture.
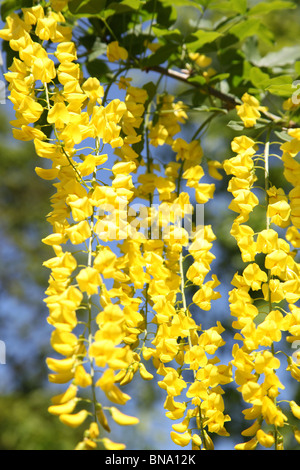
[226,97,300,449]
[0,3,151,450]
[1,1,300,452]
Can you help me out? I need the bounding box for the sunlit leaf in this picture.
[248,0,296,16]
[186,30,222,52]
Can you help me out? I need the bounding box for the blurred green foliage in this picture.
[0,390,83,450]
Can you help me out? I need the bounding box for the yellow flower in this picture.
[59,410,89,428]
[286,361,300,382]
[32,56,56,83]
[110,407,139,426]
[157,368,187,397]
[35,17,57,41]
[170,431,192,447]
[66,221,92,245]
[231,135,257,155]
[46,356,74,373]
[267,200,291,227]
[107,41,128,62]
[55,41,77,62]
[51,384,78,405]
[207,160,223,180]
[294,430,300,444]
[243,263,268,291]
[50,0,69,12]
[48,399,77,416]
[195,184,215,204]
[189,52,212,68]
[74,364,92,388]
[102,438,126,450]
[50,329,78,357]
[241,420,260,437]
[47,102,70,129]
[10,92,44,124]
[290,400,300,419]
[261,396,287,427]
[236,93,267,128]
[35,167,60,181]
[235,438,258,450]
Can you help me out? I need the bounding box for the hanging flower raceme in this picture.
[135,90,232,449]
[226,125,300,449]
[0,5,150,451]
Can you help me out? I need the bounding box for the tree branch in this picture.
[143,64,299,129]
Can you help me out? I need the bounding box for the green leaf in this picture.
[227,120,265,131]
[86,59,110,83]
[188,75,207,86]
[230,18,260,41]
[103,0,141,16]
[231,0,247,13]
[68,0,107,16]
[254,46,300,68]
[1,0,17,21]
[295,61,300,77]
[186,30,222,52]
[143,0,177,27]
[88,38,108,61]
[248,0,296,16]
[209,73,230,83]
[152,26,183,43]
[227,120,244,131]
[274,130,293,142]
[210,0,246,13]
[142,43,178,67]
[266,75,294,97]
[249,67,270,89]
[160,0,203,10]
[143,81,157,104]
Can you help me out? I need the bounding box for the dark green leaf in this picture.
[142,44,178,67]
[102,0,141,17]
[144,0,177,27]
[68,0,107,16]
[160,0,203,10]
[1,0,21,21]
[152,26,183,43]
[85,59,110,82]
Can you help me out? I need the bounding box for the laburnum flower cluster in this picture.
[1,0,300,452]
[0,3,151,450]
[224,97,300,449]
